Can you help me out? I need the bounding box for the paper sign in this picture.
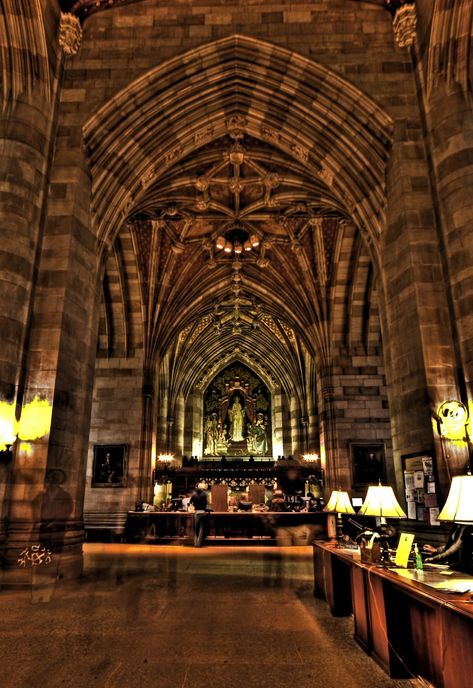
[407,501,417,519]
[429,507,440,526]
[427,481,436,494]
[404,472,414,489]
[395,533,414,568]
[414,471,425,488]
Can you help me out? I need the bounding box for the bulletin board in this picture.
[401,453,440,526]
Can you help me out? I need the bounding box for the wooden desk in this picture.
[126,511,326,544]
[313,542,473,688]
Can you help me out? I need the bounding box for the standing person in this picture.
[190,483,209,547]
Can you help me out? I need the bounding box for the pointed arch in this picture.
[83,35,393,259]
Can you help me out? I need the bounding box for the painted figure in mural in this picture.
[216,421,229,454]
[246,413,268,454]
[228,397,245,441]
[204,413,219,455]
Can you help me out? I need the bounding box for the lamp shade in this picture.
[438,474,473,524]
[358,484,406,519]
[324,490,355,515]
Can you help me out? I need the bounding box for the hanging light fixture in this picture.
[214,225,262,257]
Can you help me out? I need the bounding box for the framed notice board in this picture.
[401,453,440,526]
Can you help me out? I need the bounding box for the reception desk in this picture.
[125,511,326,544]
[313,542,473,688]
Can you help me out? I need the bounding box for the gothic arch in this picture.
[83,34,393,259]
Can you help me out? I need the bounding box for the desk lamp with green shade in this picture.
[358,482,406,564]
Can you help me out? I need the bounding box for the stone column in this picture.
[383,0,470,497]
[0,3,71,556]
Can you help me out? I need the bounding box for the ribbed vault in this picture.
[89,35,390,444]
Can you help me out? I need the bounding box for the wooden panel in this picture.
[211,485,229,512]
[248,484,265,506]
[441,608,473,688]
[313,544,326,598]
[351,564,370,652]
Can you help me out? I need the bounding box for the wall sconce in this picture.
[437,400,469,441]
[0,396,53,462]
[302,453,319,462]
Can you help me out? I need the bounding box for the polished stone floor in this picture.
[0,545,421,688]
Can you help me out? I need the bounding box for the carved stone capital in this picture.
[59,13,83,57]
[392,4,417,48]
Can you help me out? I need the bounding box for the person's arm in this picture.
[425,526,465,562]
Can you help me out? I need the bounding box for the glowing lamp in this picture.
[17,396,52,441]
[250,234,260,247]
[215,235,226,250]
[438,471,473,524]
[324,490,355,544]
[303,453,319,462]
[157,454,174,463]
[233,241,242,254]
[358,483,406,521]
[223,240,233,253]
[0,401,17,451]
[243,240,252,252]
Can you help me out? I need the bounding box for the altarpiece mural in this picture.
[203,363,271,456]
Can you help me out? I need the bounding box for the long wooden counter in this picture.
[125,511,326,544]
[313,541,473,688]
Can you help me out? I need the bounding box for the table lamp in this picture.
[437,470,473,524]
[358,482,406,564]
[324,490,355,545]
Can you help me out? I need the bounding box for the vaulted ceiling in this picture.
[87,35,388,404]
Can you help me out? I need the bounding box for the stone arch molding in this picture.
[195,353,279,396]
[83,35,393,256]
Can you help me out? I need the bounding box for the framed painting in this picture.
[92,444,128,487]
[350,442,386,487]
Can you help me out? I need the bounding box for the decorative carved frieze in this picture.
[59,13,83,57]
[392,3,417,48]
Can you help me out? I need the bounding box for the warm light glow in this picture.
[157,454,174,463]
[250,234,260,247]
[17,396,52,441]
[438,473,473,523]
[0,400,17,451]
[19,442,32,455]
[233,241,242,254]
[243,240,252,252]
[223,240,233,253]
[215,235,226,250]
[358,484,406,519]
[303,453,319,462]
[324,490,355,515]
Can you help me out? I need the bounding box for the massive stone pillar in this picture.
[0,1,65,554]
[2,9,97,573]
[381,0,471,499]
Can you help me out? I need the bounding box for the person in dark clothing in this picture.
[424,524,473,572]
[190,483,209,547]
[269,490,288,512]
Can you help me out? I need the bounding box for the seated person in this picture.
[237,493,253,512]
[424,524,473,572]
[269,489,288,512]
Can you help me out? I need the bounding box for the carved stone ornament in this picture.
[59,13,83,57]
[292,144,309,162]
[392,4,417,48]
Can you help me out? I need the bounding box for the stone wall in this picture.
[84,355,144,533]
